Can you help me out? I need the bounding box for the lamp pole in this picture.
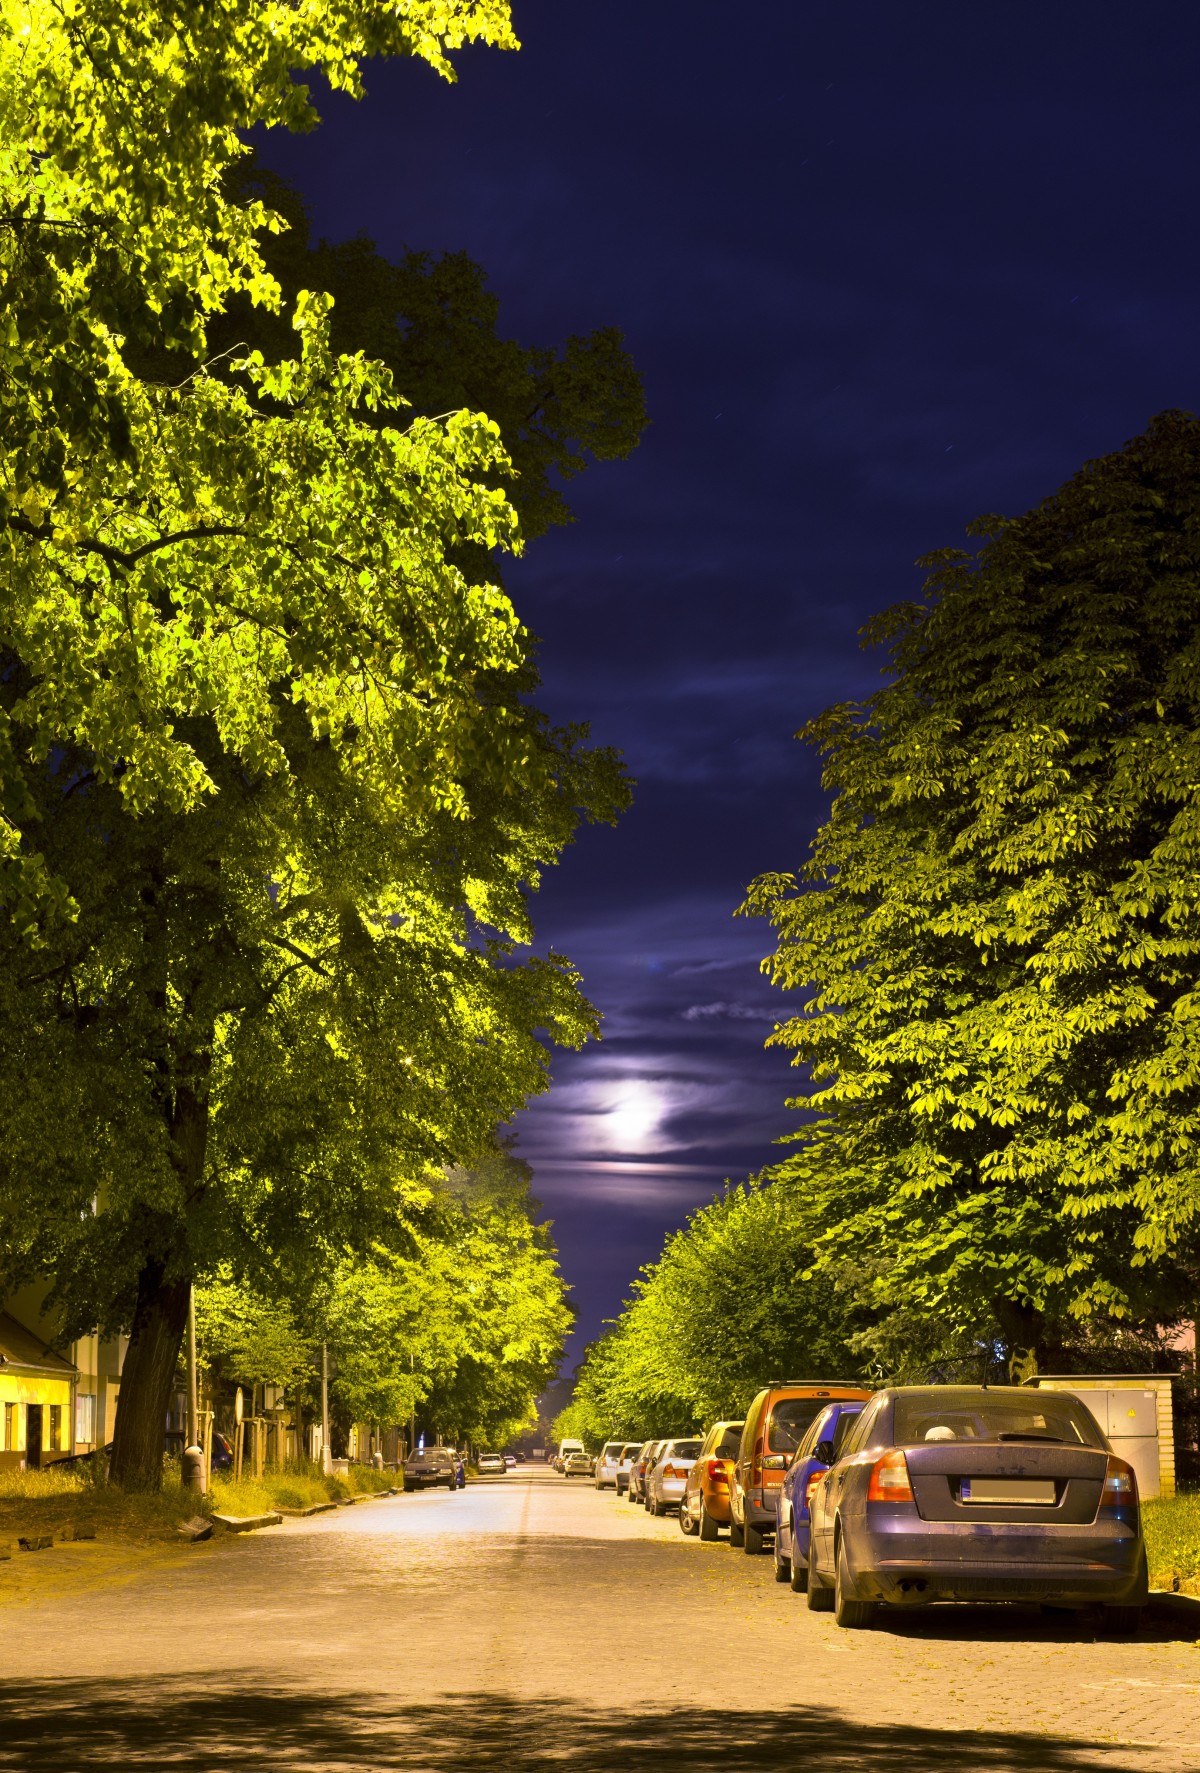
[320,1340,332,1475]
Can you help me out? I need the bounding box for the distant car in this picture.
[646,1437,702,1516]
[615,1442,643,1496]
[628,1439,665,1504]
[503,1454,517,1469]
[563,1451,593,1477]
[404,1447,458,1492]
[478,1453,506,1474]
[593,1440,627,1489]
[773,1401,865,1587]
[679,1419,743,1539]
[806,1385,1148,1631]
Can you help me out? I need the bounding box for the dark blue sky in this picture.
[261,0,1200,1364]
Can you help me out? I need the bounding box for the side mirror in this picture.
[815,1440,836,1465]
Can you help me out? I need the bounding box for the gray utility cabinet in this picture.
[1030,1375,1175,1500]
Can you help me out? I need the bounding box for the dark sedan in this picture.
[806,1385,1147,1631]
[403,1448,459,1491]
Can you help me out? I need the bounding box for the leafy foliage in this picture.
[742,412,1200,1355]
[555,1180,867,1444]
[0,0,637,1485]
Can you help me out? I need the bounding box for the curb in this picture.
[210,1511,282,1534]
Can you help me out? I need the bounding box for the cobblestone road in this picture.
[2,1466,1199,1771]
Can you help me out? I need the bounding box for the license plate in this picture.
[960,1478,1056,1505]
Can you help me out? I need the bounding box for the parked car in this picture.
[773,1401,865,1587]
[679,1419,744,1539]
[404,1447,459,1491]
[805,1385,1148,1631]
[593,1440,627,1489]
[477,1452,506,1474]
[628,1439,665,1504]
[503,1454,517,1469]
[563,1451,594,1477]
[646,1437,702,1516]
[615,1442,643,1496]
[730,1380,873,1554]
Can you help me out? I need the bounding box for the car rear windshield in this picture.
[767,1399,833,1452]
[667,1441,701,1458]
[715,1429,741,1457]
[892,1390,1106,1448]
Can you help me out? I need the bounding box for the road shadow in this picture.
[0,1682,1180,1772]
[866,1595,1200,1646]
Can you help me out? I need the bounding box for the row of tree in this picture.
[0,2,644,1484]
[560,413,1200,1446]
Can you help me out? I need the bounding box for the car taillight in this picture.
[662,1464,677,1480]
[706,1457,729,1484]
[866,1450,914,1502]
[804,1471,825,1508]
[1100,1455,1138,1509]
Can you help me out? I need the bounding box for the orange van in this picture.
[729,1380,872,1554]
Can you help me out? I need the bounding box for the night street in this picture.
[2,1466,1199,1773]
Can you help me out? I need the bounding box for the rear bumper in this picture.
[702,1488,732,1523]
[844,1515,1147,1607]
[657,1478,687,1506]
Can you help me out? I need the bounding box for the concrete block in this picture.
[18,1535,53,1552]
[177,1516,214,1543]
[209,1511,282,1534]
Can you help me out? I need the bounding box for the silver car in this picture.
[646,1437,703,1516]
[615,1441,643,1496]
[593,1439,626,1489]
[631,1439,666,1504]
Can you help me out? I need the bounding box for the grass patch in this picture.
[0,1466,203,1545]
[1144,1490,1200,1593]
[0,1458,395,1546]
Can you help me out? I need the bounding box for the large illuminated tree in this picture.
[0,1,632,1486]
[744,413,1200,1360]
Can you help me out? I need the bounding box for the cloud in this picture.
[681,1001,777,1023]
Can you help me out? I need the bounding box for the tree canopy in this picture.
[0,0,638,1485]
[742,412,1200,1362]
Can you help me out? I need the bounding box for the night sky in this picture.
[260,1,1200,1366]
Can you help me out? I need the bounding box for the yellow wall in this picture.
[0,1374,74,1454]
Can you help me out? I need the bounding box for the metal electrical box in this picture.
[1031,1376,1173,1500]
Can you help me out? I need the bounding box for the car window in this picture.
[715,1426,742,1458]
[891,1390,1105,1448]
[767,1398,830,1453]
[668,1440,701,1458]
[839,1399,883,1458]
[831,1406,865,1457]
[794,1405,838,1462]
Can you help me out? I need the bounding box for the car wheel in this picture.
[789,1550,809,1594]
[729,1515,745,1548]
[678,1501,697,1536]
[806,1543,834,1611]
[698,1501,720,1542]
[447,1478,456,1492]
[743,1518,765,1555]
[1099,1604,1144,1633]
[650,1493,664,1517]
[834,1536,875,1629]
[774,1545,791,1582]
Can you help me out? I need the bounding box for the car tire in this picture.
[774,1546,791,1582]
[729,1516,745,1548]
[789,1551,809,1594]
[1099,1604,1144,1633]
[650,1494,664,1517]
[678,1501,698,1536]
[834,1536,875,1629]
[806,1544,834,1611]
[698,1501,720,1542]
[743,1518,765,1555]
[447,1478,456,1492]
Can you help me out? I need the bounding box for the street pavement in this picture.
[2,1464,1200,1771]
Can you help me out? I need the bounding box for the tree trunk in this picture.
[109,1255,191,1490]
[109,1077,210,1491]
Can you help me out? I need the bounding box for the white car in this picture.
[646,1437,703,1516]
[593,1440,626,1489]
[477,1453,506,1474]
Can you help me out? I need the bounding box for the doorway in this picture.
[26,1403,42,1470]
